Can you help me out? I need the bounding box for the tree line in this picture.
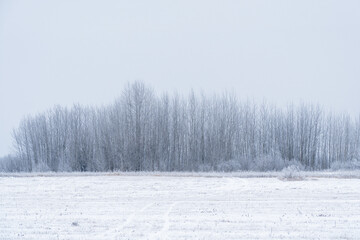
[5,82,360,172]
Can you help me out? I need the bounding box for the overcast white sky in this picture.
[1,0,360,156]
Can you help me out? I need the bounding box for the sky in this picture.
[1,0,360,157]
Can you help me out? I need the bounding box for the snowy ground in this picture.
[1,173,360,239]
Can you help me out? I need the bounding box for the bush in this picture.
[252,154,285,171]
[284,159,305,170]
[33,162,51,172]
[331,160,360,171]
[280,165,304,181]
[198,163,213,172]
[0,155,27,172]
[215,155,302,172]
[216,159,243,172]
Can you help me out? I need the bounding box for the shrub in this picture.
[331,160,360,171]
[252,154,285,171]
[216,159,243,172]
[198,163,213,172]
[280,165,304,181]
[0,155,27,172]
[33,162,51,172]
[284,159,305,170]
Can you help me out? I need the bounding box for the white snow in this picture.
[1,173,360,239]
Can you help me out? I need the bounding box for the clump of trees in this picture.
[6,82,360,172]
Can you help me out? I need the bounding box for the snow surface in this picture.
[1,173,360,239]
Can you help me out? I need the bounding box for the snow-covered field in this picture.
[1,173,360,239]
